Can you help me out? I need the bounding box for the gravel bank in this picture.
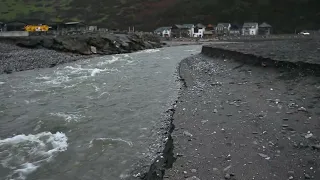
[164,41,320,179]
[0,42,87,74]
[204,38,320,64]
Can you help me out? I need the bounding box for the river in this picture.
[0,45,201,180]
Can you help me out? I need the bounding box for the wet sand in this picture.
[164,40,320,180]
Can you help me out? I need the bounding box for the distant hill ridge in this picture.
[0,0,319,33]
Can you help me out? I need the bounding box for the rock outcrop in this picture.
[7,33,161,55]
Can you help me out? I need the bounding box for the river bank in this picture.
[0,33,161,74]
[0,45,202,180]
[164,40,320,179]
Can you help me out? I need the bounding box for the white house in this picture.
[181,24,195,37]
[216,23,231,35]
[193,23,206,38]
[154,26,171,37]
[242,22,259,35]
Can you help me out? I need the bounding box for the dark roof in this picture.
[243,22,258,28]
[154,26,171,32]
[196,23,205,28]
[259,22,272,28]
[182,24,194,28]
[172,24,184,29]
[230,24,241,30]
[217,23,230,28]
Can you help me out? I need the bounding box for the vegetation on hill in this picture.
[0,0,319,33]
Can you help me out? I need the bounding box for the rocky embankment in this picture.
[165,40,320,180]
[0,33,161,74]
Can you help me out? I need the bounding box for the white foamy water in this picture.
[0,82,5,85]
[97,56,122,66]
[0,132,68,180]
[135,49,160,54]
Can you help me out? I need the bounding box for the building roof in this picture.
[64,21,81,25]
[196,23,205,28]
[259,22,272,28]
[230,24,241,30]
[217,23,230,28]
[243,22,258,28]
[182,24,194,28]
[154,26,171,32]
[207,24,214,28]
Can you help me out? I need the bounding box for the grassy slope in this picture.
[0,0,319,33]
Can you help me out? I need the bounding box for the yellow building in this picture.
[24,25,49,32]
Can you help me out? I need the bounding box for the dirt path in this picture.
[165,54,320,180]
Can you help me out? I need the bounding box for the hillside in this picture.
[0,0,320,33]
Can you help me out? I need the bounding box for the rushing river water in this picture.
[0,45,201,180]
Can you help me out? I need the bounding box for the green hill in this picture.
[0,0,319,33]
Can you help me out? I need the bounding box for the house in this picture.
[154,27,171,37]
[203,31,214,38]
[4,21,27,31]
[62,21,87,31]
[182,24,195,37]
[88,26,98,31]
[154,27,165,36]
[171,24,194,38]
[259,22,272,35]
[229,24,241,36]
[193,23,206,38]
[203,24,215,38]
[216,23,231,35]
[242,22,259,35]
[162,27,171,37]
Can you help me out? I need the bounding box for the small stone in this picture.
[213,109,218,113]
[289,176,294,180]
[191,169,197,173]
[185,176,200,180]
[311,144,320,150]
[298,107,307,112]
[183,171,188,174]
[225,154,232,160]
[177,153,184,157]
[288,171,294,175]
[283,118,289,121]
[183,131,193,137]
[225,174,231,179]
[223,165,232,172]
[258,153,268,158]
[212,168,218,171]
[282,124,289,127]
[304,174,310,179]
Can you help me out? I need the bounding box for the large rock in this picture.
[13,33,161,55]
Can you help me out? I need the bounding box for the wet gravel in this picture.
[165,54,320,180]
[0,42,87,74]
